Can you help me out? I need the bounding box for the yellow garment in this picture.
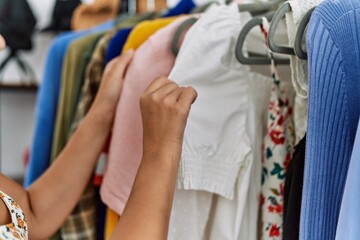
[122,17,177,53]
[105,208,120,240]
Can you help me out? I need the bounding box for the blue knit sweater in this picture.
[335,119,360,239]
[301,0,360,239]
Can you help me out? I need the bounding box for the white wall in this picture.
[0,0,55,179]
[27,0,55,30]
[0,92,36,179]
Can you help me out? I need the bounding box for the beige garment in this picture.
[285,0,324,143]
[71,0,120,31]
[137,0,167,12]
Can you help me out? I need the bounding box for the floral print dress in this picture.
[259,18,295,240]
[0,191,28,240]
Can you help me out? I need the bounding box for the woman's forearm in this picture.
[26,109,112,238]
[0,110,112,239]
[0,52,134,240]
[110,150,180,240]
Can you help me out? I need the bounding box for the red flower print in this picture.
[277,115,284,126]
[275,204,283,214]
[270,129,285,145]
[288,106,293,115]
[269,224,280,237]
[268,205,275,213]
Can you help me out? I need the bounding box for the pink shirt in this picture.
[100,16,191,215]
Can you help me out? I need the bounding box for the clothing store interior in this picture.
[0,0,359,239]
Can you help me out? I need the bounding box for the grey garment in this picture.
[191,1,219,13]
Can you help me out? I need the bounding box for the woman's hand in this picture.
[111,78,197,240]
[88,49,134,129]
[140,77,197,160]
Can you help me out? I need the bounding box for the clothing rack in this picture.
[22,1,360,240]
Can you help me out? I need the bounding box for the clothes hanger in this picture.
[191,0,219,14]
[294,6,316,60]
[268,2,295,55]
[171,0,219,55]
[171,17,198,56]
[235,12,290,65]
[172,0,286,56]
[238,0,285,16]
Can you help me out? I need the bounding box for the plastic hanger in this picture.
[238,0,285,16]
[171,17,198,56]
[191,0,219,13]
[171,0,219,55]
[172,0,287,56]
[294,6,316,60]
[172,0,285,56]
[268,2,295,55]
[235,13,290,65]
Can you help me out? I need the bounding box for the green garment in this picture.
[51,33,103,162]
[69,32,114,138]
[69,34,103,125]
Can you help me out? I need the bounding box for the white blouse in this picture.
[167,4,273,239]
